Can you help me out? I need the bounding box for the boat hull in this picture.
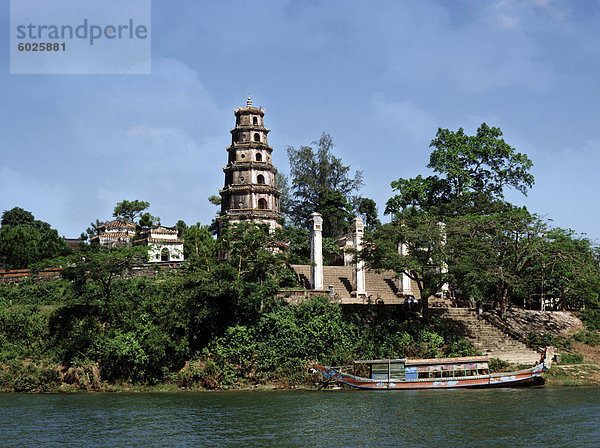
[313,362,547,390]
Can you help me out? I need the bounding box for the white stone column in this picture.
[352,217,366,297]
[438,222,449,295]
[398,242,412,295]
[310,212,324,290]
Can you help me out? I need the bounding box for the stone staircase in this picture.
[289,265,403,304]
[432,308,541,365]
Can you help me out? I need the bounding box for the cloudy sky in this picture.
[1,0,599,242]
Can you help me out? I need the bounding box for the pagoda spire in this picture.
[217,98,282,235]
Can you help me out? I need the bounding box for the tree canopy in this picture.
[113,200,150,223]
[386,123,534,217]
[286,133,363,238]
[0,207,68,269]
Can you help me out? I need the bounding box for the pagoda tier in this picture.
[218,95,282,233]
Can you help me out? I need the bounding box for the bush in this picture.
[558,353,584,364]
[0,305,49,360]
[0,279,70,306]
[489,358,510,372]
[572,329,600,346]
[528,332,572,350]
[580,309,600,331]
[0,360,61,392]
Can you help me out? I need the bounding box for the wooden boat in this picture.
[312,346,555,390]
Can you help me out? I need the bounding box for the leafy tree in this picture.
[449,207,545,315]
[286,132,363,237]
[428,123,534,203]
[208,195,221,206]
[358,198,380,231]
[182,223,216,270]
[319,190,354,238]
[176,220,187,236]
[1,207,35,228]
[218,222,290,286]
[521,228,600,310]
[363,214,449,320]
[138,212,160,231]
[277,226,340,265]
[386,123,534,217]
[382,124,538,317]
[113,200,150,223]
[59,246,148,313]
[81,219,102,242]
[0,207,68,269]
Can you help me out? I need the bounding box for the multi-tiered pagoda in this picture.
[218,96,282,234]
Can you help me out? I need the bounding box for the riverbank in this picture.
[3,353,600,393]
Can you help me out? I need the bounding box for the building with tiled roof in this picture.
[217,95,283,235]
[90,218,136,248]
[134,225,184,263]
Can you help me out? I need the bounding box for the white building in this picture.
[135,225,184,263]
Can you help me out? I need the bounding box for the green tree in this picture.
[286,132,363,237]
[449,207,545,315]
[319,190,354,238]
[59,246,148,313]
[522,228,600,310]
[81,219,102,242]
[175,220,187,236]
[208,195,221,206]
[138,212,160,231]
[0,207,68,269]
[113,200,150,223]
[363,214,449,320]
[1,207,35,228]
[429,123,534,203]
[386,123,534,217]
[358,198,380,231]
[382,124,538,317]
[183,223,216,270]
[277,226,340,266]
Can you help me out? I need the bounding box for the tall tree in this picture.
[59,246,148,312]
[113,200,150,223]
[386,123,534,217]
[0,207,68,269]
[358,198,380,232]
[138,212,160,231]
[449,207,545,315]
[381,124,536,318]
[183,223,216,271]
[520,228,600,310]
[428,123,534,203]
[363,214,449,320]
[286,133,363,238]
[1,207,35,228]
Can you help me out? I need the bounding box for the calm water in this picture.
[1,388,599,447]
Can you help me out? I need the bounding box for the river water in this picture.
[1,388,599,447]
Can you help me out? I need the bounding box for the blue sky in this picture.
[1,0,599,242]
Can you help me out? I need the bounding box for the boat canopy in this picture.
[354,356,491,381]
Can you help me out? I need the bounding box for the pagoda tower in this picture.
[218,95,282,234]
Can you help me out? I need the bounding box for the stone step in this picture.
[432,308,540,365]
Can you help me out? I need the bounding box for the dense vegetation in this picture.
[0,266,474,392]
[1,124,599,391]
[363,124,600,316]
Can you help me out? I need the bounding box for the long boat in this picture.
[312,346,555,390]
